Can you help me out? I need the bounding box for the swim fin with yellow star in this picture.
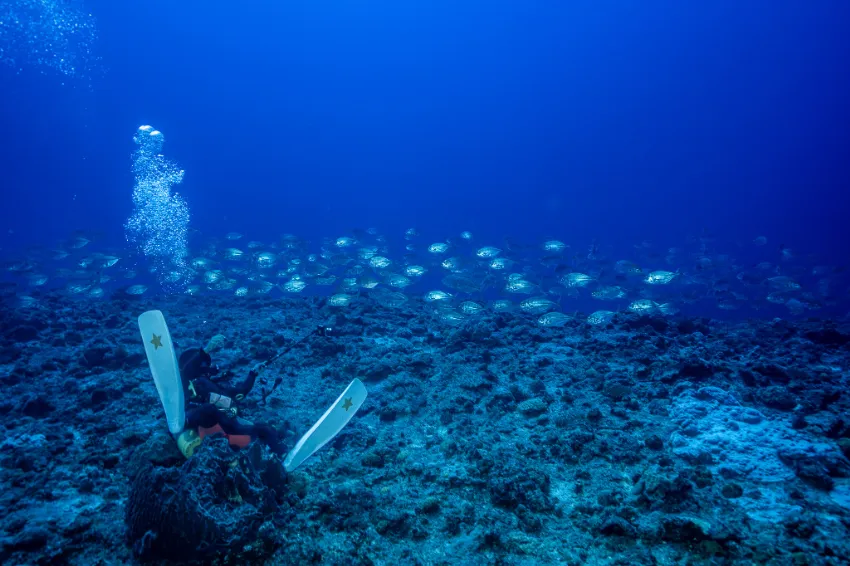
[138,310,186,435]
[283,377,367,472]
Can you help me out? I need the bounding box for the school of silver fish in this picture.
[2,229,846,328]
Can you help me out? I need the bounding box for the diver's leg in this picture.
[216,412,284,454]
[187,405,283,454]
[253,423,285,454]
[185,404,221,429]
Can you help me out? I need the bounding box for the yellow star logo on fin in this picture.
[342,397,353,411]
[151,333,163,350]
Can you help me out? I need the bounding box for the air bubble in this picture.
[125,126,192,291]
[0,0,100,79]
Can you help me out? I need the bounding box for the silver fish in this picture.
[520,297,557,315]
[645,270,678,285]
[329,293,354,307]
[460,301,484,315]
[476,246,501,259]
[126,284,148,295]
[538,312,570,327]
[561,273,594,288]
[587,310,616,325]
[425,290,453,303]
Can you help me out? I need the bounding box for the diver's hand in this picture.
[206,364,221,377]
[248,369,258,380]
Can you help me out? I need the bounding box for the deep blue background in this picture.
[1,1,849,260]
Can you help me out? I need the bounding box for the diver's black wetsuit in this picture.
[185,370,258,402]
[179,348,283,454]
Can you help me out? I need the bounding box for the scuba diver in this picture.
[177,347,284,456]
[173,326,337,457]
[139,310,367,471]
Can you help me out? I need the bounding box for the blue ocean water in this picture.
[3,1,849,256]
[2,2,850,565]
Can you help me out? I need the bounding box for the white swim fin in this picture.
[284,378,367,472]
[138,310,185,435]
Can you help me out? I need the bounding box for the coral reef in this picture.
[0,292,849,564]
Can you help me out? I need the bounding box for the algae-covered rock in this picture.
[517,397,548,416]
[204,334,228,353]
[125,437,290,564]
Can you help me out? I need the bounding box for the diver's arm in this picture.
[230,369,258,399]
[193,370,257,400]
[189,377,219,400]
